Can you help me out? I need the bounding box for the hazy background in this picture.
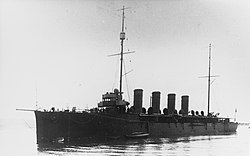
[0,0,250,122]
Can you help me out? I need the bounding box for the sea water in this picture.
[0,117,249,156]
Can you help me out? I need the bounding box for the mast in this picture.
[119,6,126,96]
[207,43,212,116]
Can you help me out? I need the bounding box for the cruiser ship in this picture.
[34,6,238,143]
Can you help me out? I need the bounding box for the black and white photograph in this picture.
[0,0,250,155]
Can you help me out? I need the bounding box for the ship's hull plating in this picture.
[35,111,237,143]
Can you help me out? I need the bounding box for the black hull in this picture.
[35,111,238,143]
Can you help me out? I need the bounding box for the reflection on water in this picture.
[37,131,247,156]
[0,118,249,156]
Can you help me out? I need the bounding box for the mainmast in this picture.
[119,6,126,96]
[207,43,212,116]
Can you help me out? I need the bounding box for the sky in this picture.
[0,0,250,122]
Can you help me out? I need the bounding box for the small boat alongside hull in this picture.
[125,132,149,139]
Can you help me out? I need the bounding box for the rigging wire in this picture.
[112,56,120,91]
[210,79,221,114]
[123,60,131,102]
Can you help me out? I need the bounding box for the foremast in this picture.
[98,6,128,108]
[119,6,126,96]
